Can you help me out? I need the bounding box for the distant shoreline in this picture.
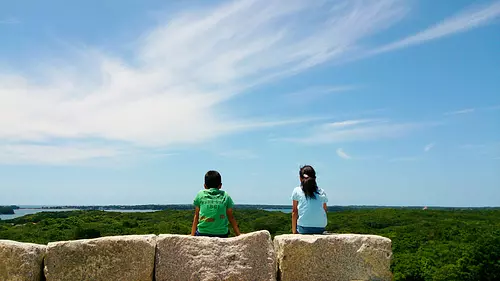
[2,204,499,221]
[10,204,500,211]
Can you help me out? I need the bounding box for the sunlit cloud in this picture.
[336,148,352,160]
[284,85,357,104]
[444,108,476,116]
[372,1,500,54]
[1,0,498,165]
[0,143,121,165]
[0,0,411,164]
[282,119,432,144]
[424,142,435,152]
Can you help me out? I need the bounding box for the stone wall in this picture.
[275,234,392,281]
[0,240,45,281]
[0,231,392,281]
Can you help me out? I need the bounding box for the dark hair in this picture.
[299,165,318,199]
[205,170,222,189]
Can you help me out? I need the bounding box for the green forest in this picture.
[1,208,499,281]
[0,206,17,215]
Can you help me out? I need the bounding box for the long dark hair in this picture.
[299,165,318,199]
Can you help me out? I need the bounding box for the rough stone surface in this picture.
[44,235,156,281]
[155,230,276,281]
[274,234,392,281]
[0,240,46,281]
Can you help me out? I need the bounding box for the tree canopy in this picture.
[1,208,499,281]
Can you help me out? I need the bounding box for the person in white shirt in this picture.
[291,165,328,234]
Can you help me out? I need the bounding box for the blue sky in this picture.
[0,0,499,207]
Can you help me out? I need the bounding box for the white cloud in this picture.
[424,142,435,152]
[283,119,432,144]
[219,149,258,159]
[460,142,500,157]
[444,108,476,116]
[372,1,500,54]
[324,119,386,129]
[0,142,180,165]
[0,143,121,165]
[0,17,20,25]
[285,85,357,102]
[336,148,352,160]
[0,0,412,164]
[443,105,500,115]
[1,0,497,165]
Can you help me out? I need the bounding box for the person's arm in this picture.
[323,202,328,213]
[191,206,200,236]
[226,208,241,236]
[292,200,299,234]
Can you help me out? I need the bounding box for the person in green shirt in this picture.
[191,170,241,237]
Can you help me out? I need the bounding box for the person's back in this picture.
[291,165,328,234]
[191,170,240,237]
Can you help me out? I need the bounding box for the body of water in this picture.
[263,208,292,213]
[103,209,160,213]
[1,207,293,220]
[0,209,79,220]
[0,208,161,220]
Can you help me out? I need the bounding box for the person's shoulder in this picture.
[317,187,328,195]
[292,186,302,193]
[216,189,231,199]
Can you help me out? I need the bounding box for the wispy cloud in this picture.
[444,105,500,115]
[323,119,386,129]
[0,142,180,165]
[424,142,435,152]
[372,1,500,54]
[0,143,121,165]
[459,144,488,150]
[0,0,413,164]
[219,149,258,160]
[460,142,500,157]
[486,105,500,111]
[282,119,433,144]
[336,148,352,160]
[0,17,20,25]
[285,85,357,102]
[444,108,476,116]
[0,0,495,165]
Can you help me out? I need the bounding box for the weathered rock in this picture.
[0,240,46,281]
[44,235,156,281]
[155,230,276,281]
[274,234,392,281]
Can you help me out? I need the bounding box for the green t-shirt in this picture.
[193,188,234,235]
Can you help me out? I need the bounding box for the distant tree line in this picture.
[0,206,18,215]
[35,204,499,211]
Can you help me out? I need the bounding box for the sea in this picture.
[0,206,293,220]
[263,208,292,213]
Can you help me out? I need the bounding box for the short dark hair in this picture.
[205,170,222,189]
